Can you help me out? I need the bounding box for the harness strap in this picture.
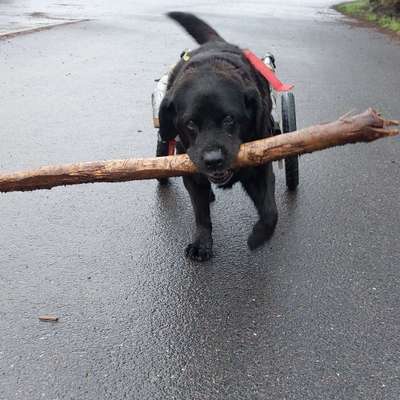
[168,139,176,155]
[243,49,294,92]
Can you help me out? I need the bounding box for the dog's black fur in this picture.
[159,12,278,261]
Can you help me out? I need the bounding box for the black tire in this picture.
[281,92,299,191]
[156,135,169,185]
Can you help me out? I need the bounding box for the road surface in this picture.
[0,1,399,399]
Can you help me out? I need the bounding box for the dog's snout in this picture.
[203,149,224,170]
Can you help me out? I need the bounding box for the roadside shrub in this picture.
[369,0,400,14]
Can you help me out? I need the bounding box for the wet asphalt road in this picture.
[0,1,399,399]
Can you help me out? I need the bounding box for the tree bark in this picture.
[0,108,398,193]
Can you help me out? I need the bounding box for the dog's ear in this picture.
[244,87,267,139]
[159,95,177,141]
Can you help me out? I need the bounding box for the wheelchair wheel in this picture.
[281,92,299,191]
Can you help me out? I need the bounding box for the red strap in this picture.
[243,49,294,92]
[168,139,176,155]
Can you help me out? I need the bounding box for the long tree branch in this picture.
[0,108,398,193]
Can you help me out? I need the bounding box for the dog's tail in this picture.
[167,12,225,44]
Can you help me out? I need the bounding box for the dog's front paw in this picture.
[247,217,277,250]
[185,240,213,261]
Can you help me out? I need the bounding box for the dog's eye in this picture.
[186,120,196,131]
[223,115,235,127]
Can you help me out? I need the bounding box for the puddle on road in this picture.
[0,0,85,35]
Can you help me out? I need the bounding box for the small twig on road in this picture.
[39,315,59,322]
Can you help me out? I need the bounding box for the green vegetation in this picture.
[335,0,400,34]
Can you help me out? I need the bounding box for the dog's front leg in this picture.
[241,163,278,250]
[183,175,213,261]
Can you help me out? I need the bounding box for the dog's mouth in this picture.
[206,170,233,186]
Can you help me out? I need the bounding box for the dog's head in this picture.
[159,67,264,185]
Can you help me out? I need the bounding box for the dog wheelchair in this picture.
[151,51,299,191]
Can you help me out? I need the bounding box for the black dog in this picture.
[159,12,278,261]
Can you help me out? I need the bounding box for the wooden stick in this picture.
[0,108,398,193]
[38,315,59,322]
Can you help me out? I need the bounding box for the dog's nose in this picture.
[203,149,224,170]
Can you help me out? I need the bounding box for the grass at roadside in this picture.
[335,0,400,34]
